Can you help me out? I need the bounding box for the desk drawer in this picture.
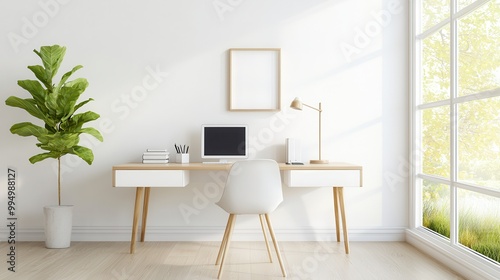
[283,170,361,187]
[114,170,189,187]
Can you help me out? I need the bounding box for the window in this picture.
[412,0,500,268]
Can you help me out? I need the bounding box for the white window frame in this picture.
[409,0,500,278]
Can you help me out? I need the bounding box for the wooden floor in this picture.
[0,241,463,280]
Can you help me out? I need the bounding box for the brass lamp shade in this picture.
[289,97,329,164]
[290,98,303,110]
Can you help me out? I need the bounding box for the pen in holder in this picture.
[174,144,189,163]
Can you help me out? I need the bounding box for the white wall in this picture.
[0,0,408,241]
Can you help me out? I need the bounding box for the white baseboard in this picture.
[406,228,500,280]
[3,226,406,242]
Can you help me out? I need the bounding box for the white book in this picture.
[143,154,169,160]
[142,159,169,164]
[146,149,168,152]
[143,151,169,156]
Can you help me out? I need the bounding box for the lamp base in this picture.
[310,159,329,164]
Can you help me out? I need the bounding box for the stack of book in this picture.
[142,149,169,164]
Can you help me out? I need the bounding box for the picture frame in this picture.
[228,48,281,111]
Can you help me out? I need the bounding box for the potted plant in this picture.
[5,45,103,248]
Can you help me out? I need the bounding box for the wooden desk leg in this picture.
[130,187,145,254]
[337,187,350,254]
[333,188,341,242]
[140,187,151,242]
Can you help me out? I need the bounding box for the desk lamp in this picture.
[290,97,329,164]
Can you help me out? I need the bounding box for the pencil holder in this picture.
[176,154,189,163]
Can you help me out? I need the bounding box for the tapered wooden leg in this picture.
[130,187,145,254]
[259,214,273,263]
[265,214,286,277]
[140,187,151,242]
[337,187,349,254]
[333,188,341,242]
[218,214,236,279]
[216,214,234,265]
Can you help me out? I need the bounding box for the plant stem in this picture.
[58,157,61,206]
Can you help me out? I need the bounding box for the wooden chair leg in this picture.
[259,214,273,263]
[218,214,236,279]
[264,214,287,277]
[216,214,234,265]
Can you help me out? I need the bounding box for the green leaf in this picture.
[57,86,83,120]
[71,146,94,165]
[56,65,83,90]
[10,122,48,137]
[29,151,60,164]
[33,45,66,83]
[5,96,46,121]
[72,111,100,125]
[53,78,89,121]
[60,111,99,131]
[45,122,57,133]
[65,78,89,94]
[27,65,51,90]
[17,80,48,110]
[37,132,80,153]
[74,98,93,113]
[79,127,104,142]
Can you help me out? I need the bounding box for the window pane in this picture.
[458,97,500,190]
[421,26,451,103]
[422,106,450,178]
[423,180,450,238]
[458,0,477,11]
[458,189,500,263]
[458,1,500,97]
[421,0,450,31]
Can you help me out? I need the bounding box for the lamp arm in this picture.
[302,103,321,112]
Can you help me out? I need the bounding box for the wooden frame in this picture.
[228,48,281,111]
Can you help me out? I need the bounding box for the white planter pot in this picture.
[44,205,73,249]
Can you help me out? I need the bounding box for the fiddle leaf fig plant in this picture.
[5,45,103,205]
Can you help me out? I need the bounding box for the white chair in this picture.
[215,159,286,279]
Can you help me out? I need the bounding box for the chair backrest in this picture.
[216,159,283,214]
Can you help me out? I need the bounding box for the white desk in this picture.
[112,162,363,254]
